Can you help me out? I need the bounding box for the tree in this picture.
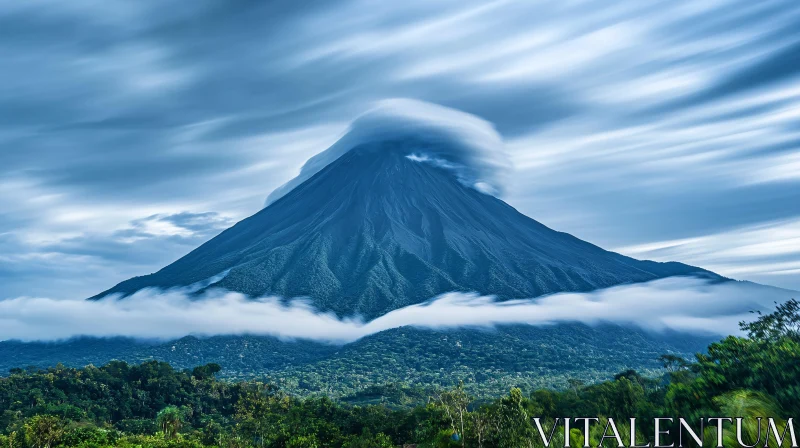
[156,406,183,439]
[468,406,496,448]
[192,364,222,381]
[657,354,690,372]
[432,382,470,446]
[234,383,289,447]
[741,299,800,342]
[287,434,319,447]
[567,379,585,396]
[23,416,64,448]
[712,390,789,448]
[665,300,800,419]
[494,388,535,448]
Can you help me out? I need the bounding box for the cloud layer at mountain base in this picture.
[0,276,793,343]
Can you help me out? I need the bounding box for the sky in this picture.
[1,0,799,301]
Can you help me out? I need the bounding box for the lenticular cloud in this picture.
[265,98,510,205]
[0,276,794,343]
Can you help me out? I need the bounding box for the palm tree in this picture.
[156,406,183,439]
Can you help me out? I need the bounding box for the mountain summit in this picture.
[92,100,716,318]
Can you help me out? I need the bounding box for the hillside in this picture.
[0,324,713,399]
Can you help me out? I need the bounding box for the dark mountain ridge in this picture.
[91,138,718,318]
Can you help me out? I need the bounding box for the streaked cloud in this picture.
[615,218,800,283]
[0,0,798,298]
[0,212,232,299]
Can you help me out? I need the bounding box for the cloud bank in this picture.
[265,99,510,204]
[0,276,794,343]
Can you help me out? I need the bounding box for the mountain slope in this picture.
[0,325,714,399]
[92,138,717,318]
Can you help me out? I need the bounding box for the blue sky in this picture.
[1,0,799,301]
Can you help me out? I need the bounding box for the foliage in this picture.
[0,324,710,400]
[741,298,800,342]
[157,407,183,439]
[24,415,65,448]
[666,298,800,418]
[0,300,797,447]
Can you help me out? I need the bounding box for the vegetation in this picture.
[0,300,797,447]
[0,324,710,399]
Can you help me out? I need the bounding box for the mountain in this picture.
[5,102,742,400]
[91,136,718,318]
[0,324,714,400]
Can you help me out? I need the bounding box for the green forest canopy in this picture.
[0,299,798,447]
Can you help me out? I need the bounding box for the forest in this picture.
[1,299,798,447]
[0,323,709,399]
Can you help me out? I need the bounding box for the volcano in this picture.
[92,100,718,318]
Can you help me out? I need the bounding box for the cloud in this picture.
[615,218,800,283]
[0,212,234,300]
[264,99,510,205]
[1,0,800,300]
[0,276,794,343]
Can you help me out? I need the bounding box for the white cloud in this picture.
[265,98,510,205]
[748,151,800,184]
[477,23,644,83]
[616,219,800,279]
[0,276,793,342]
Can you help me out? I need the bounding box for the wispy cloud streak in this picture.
[1,0,799,296]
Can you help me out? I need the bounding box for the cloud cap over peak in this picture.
[265,98,510,205]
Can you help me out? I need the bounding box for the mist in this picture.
[0,276,794,343]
